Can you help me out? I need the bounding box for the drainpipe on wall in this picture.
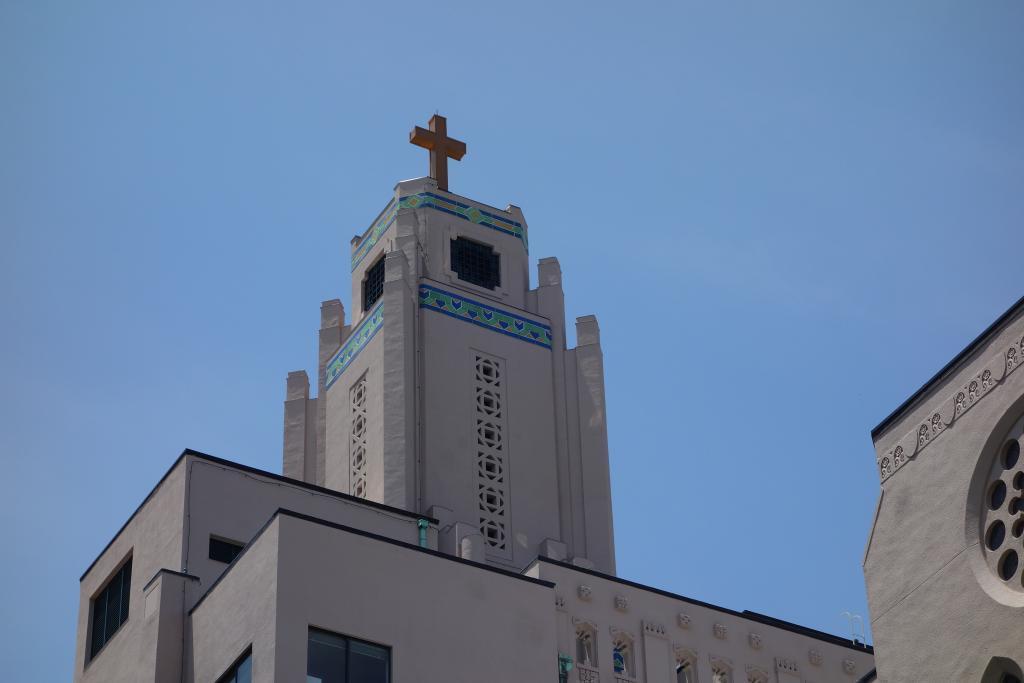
[417,518,429,548]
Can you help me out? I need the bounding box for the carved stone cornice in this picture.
[877,334,1024,483]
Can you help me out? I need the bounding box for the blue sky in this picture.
[1,1,1022,679]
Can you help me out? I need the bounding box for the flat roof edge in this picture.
[189,508,554,616]
[533,557,873,653]
[871,293,1024,440]
[80,448,437,582]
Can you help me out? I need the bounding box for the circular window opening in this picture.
[992,481,1008,510]
[976,413,1024,596]
[988,521,1006,551]
[1006,440,1021,469]
[999,550,1019,581]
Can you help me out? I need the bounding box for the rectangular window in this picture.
[216,648,252,683]
[89,556,132,660]
[451,237,500,290]
[362,257,386,312]
[209,536,245,564]
[307,627,390,683]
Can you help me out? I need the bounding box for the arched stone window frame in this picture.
[709,654,733,683]
[673,645,699,683]
[745,665,770,683]
[572,618,599,669]
[609,627,636,679]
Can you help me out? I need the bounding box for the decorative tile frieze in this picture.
[350,192,527,272]
[350,199,398,272]
[877,334,1024,482]
[400,192,526,246]
[418,284,553,348]
[325,304,384,389]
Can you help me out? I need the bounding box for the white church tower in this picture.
[282,114,616,574]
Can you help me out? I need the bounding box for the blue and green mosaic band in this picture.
[351,192,526,272]
[418,284,552,349]
[325,304,384,389]
[350,199,398,272]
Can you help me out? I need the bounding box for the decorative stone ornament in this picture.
[842,659,857,675]
[747,632,763,650]
[808,649,823,666]
[677,612,692,629]
[775,657,799,675]
[642,621,666,638]
[614,594,629,612]
[746,665,770,683]
[554,595,566,611]
[577,584,592,601]
[713,623,728,640]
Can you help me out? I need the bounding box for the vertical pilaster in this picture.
[575,315,616,575]
[282,371,317,482]
[317,299,345,487]
[536,257,575,553]
[381,250,417,511]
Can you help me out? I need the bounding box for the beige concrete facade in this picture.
[864,298,1024,682]
[75,179,875,682]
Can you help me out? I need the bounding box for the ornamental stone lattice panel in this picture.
[349,375,368,499]
[475,353,509,553]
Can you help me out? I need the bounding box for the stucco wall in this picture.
[865,307,1024,681]
[532,559,874,683]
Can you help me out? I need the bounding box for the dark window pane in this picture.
[235,654,252,683]
[451,237,500,290]
[209,536,245,564]
[362,257,386,312]
[90,557,132,659]
[90,590,107,656]
[308,629,347,683]
[349,640,389,683]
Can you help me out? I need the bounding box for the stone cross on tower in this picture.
[409,114,466,192]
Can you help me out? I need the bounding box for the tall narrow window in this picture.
[611,633,634,678]
[574,623,597,668]
[89,556,132,660]
[362,257,385,312]
[451,237,500,290]
[676,660,697,683]
[350,375,368,499]
[474,354,508,553]
[307,627,390,683]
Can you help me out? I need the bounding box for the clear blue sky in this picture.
[1,2,1021,679]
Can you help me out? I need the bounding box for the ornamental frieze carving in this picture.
[577,584,592,601]
[677,612,692,629]
[713,623,728,640]
[747,632,763,650]
[642,620,666,638]
[614,595,629,612]
[878,335,1024,483]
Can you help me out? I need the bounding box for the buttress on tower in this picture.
[282,174,616,575]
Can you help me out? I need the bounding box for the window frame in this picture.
[87,553,133,663]
[445,233,505,297]
[209,535,245,564]
[307,626,391,683]
[361,255,386,313]
[215,646,253,683]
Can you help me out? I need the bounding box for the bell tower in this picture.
[283,115,616,574]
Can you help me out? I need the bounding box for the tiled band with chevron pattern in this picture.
[418,284,552,349]
[325,304,384,389]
